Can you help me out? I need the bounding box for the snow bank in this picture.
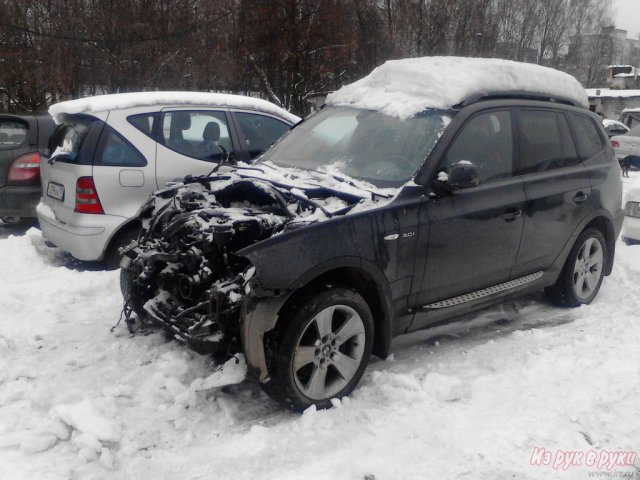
[328,57,588,118]
[49,91,300,124]
[54,400,121,443]
[1,173,640,479]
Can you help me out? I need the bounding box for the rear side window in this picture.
[234,112,290,159]
[94,126,146,167]
[571,113,606,159]
[0,119,28,148]
[516,110,579,174]
[128,113,158,139]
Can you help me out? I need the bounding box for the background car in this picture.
[602,118,629,138]
[0,113,55,224]
[622,180,640,245]
[621,107,640,129]
[610,125,640,173]
[37,92,300,267]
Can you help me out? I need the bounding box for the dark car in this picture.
[120,58,623,410]
[0,114,55,223]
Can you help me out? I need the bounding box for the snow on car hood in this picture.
[327,56,589,119]
[149,161,400,227]
[48,91,300,125]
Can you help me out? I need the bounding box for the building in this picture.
[587,88,640,120]
[606,65,640,89]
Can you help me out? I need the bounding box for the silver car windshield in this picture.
[259,106,451,187]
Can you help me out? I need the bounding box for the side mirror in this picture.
[448,160,479,189]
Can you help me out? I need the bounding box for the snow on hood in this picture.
[48,91,301,125]
[237,161,398,200]
[327,56,589,119]
[148,162,400,234]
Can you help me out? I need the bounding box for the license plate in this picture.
[47,182,65,201]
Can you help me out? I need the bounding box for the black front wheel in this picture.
[263,287,374,411]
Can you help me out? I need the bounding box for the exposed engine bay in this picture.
[120,168,375,360]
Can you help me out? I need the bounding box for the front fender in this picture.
[238,214,396,382]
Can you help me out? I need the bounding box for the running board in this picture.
[422,271,544,309]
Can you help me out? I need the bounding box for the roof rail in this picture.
[458,90,583,109]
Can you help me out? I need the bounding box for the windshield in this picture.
[0,119,28,149]
[260,106,451,187]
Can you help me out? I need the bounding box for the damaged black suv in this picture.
[120,59,623,410]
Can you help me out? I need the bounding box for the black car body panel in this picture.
[0,114,55,219]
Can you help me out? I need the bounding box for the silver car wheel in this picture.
[292,304,366,401]
[572,237,604,301]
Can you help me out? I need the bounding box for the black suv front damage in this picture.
[120,168,381,360]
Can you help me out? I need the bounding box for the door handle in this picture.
[573,192,589,204]
[501,208,522,221]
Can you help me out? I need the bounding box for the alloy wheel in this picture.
[572,237,604,301]
[292,304,366,401]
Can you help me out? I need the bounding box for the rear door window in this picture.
[570,113,606,160]
[516,109,580,174]
[234,112,290,159]
[0,119,28,148]
[94,125,147,167]
[161,111,233,162]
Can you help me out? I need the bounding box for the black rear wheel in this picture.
[263,287,373,411]
[545,227,607,307]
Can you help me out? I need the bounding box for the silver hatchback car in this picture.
[37,92,299,267]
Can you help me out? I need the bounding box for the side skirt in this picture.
[422,271,543,310]
[405,271,550,333]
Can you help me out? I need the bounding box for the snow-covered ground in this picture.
[1,174,639,480]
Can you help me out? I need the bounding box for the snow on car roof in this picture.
[326,56,588,118]
[48,91,301,124]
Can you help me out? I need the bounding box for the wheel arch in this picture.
[101,218,142,262]
[241,259,394,382]
[278,264,393,360]
[583,215,616,276]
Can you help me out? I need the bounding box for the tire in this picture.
[120,268,133,301]
[544,227,607,307]
[263,287,374,411]
[104,225,140,270]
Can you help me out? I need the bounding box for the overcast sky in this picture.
[614,0,640,38]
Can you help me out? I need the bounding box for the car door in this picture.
[510,108,592,277]
[411,109,526,325]
[155,109,239,189]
